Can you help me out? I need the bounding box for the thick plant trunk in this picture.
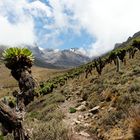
[94,58,105,75]
[0,101,18,132]
[116,56,121,72]
[0,101,30,140]
[0,68,36,139]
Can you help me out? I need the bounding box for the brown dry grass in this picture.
[1,50,140,140]
[129,105,140,140]
[131,118,140,140]
[54,51,140,139]
[0,64,66,98]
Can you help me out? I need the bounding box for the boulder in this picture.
[79,131,90,137]
[73,119,81,125]
[89,106,100,114]
[76,104,86,111]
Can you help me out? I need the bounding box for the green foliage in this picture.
[69,107,76,113]
[0,135,4,140]
[108,47,126,63]
[29,111,39,118]
[2,96,16,108]
[133,66,140,73]
[2,47,34,69]
[40,82,54,95]
[132,39,140,50]
[38,36,140,96]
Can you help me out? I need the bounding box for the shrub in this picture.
[31,119,69,140]
[100,110,123,128]
[38,104,64,121]
[45,93,65,105]
[132,118,140,140]
[40,83,54,95]
[133,66,140,74]
[130,105,140,140]
[69,107,76,113]
[129,82,140,93]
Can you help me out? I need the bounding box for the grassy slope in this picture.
[2,35,140,139]
[24,52,140,139]
[59,51,140,140]
[4,50,138,140]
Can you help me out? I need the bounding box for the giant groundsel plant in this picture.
[0,47,36,140]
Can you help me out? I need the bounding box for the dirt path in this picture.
[60,99,97,140]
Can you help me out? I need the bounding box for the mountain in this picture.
[42,49,90,68]
[29,46,90,69]
[114,31,140,49]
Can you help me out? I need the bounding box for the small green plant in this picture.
[69,107,76,113]
[29,111,39,118]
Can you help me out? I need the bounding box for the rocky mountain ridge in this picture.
[24,46,90,69]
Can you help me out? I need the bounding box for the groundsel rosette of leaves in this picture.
[2,47,34,69]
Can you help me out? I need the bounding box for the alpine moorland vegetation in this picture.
[0,37,140,140]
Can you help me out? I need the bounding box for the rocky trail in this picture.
[60,93,98,140]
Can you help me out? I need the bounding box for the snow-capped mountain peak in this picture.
[29,46,90,68]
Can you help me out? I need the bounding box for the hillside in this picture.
[1,34,140,140]
[18,49,139,140]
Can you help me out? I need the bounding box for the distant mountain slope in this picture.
[34,58,62,69]
[29,47,90,69]
[42,49,90,68]
[115,30,140,49]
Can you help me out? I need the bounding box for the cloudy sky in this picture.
[0,0,140,57]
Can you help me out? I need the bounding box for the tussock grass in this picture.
[129,105,140,140]
[26,92,68,140]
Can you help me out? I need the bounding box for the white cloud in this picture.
[49,0,69,29]
[0,0,62,48]
[1,0,140,57]
[0,0,36,47]
[77,48,87,56]
[27,0,52,17]
[39,30,63,49]
[57,0,140,57]
[0,15,35,46]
